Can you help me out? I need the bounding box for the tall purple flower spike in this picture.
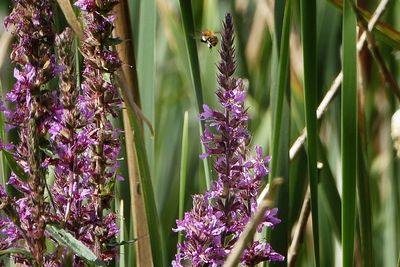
[2,0,58,265]
[173,13,284,266]
[75,0,122,263]
[0,0,122,265]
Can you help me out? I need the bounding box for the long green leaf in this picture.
[128,111,166,267]
[177,0,204,113]
[268,0,291,263]
[0,248,32,259]
[0,80,8,186]
[270,0,291,184]
[397,253,400,267]
[357,132,373,267]
[1,150,28,181]
[342,0,358,266]
[178,111,189,245]
[46,224,106,267]
[177,0,210,189]
[137,0,155,170]
[319,140,341,240]
[199,120,211,190]
[300,0,319,265]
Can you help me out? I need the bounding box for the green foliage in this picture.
[1,150,29,182]
[300,0,319,265]
[46,224,106,267]
[341,1,358,266]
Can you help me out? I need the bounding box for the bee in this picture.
[200,30,219,49]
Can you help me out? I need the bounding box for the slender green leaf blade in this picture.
[177,0,204,113]
[341,0,358,266]
[357,134,373,267]
[300,0,320,265]
[0,80,8,186]
[128,111,166,267]
[178,0,210,191]
[199,120,211,190]
[319,139,342,240]
[137,0,156,169]
[270,0,291,183]
[0,248,32,259]
[268,0,291,263]
[1,150,29,181]
[178,111,189,245]
[45,224,106,267]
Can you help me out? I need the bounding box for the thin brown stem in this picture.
[56,0,84,39]
[113,0,141,109]
[287,163,323,266]
[287,189,311,266]
[363,27,400,101]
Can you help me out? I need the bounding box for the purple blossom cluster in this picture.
[173,13,284,266]
[1,0,58,265]
[0,0,122,265]
[71,0,122,262]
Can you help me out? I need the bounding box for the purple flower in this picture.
[1,0,58,264]
[75,0,118,12]
[0,216,21,250]
[74,0,97,11]
[242,241,286,265]
[7,174,31,194]
[173,13,284,266]
[74,0,122,262]
[0,0,123,265]
[199,104,214,120]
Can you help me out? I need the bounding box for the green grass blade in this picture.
[128,111,166,267]
[199,120,211,190]
[300,0,319,265]
[268,0,292,263]
[341,0,358,266]
[270,0,291,183]
[0,248,32,259]
[0,80,8,186]
[319,140,342,240]
[357,133,373,267]
[1,150,28,182]
[397,253,400,267]
[137,0,156,168]
[46,224,106,267]
[178,0,210,190]
[177,0,204,113]
[127,0,140,53]
[115,141,132,266]
[117,200,126,267]
[178,111,189,245]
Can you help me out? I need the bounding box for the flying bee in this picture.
[199,30,219,49]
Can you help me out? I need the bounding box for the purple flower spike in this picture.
[1,0,123,264]
[2,0,58,264]
[173,13,284,266]
[75,0,122,262]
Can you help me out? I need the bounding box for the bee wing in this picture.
[191,31,205,39]
[191,35,202,40]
